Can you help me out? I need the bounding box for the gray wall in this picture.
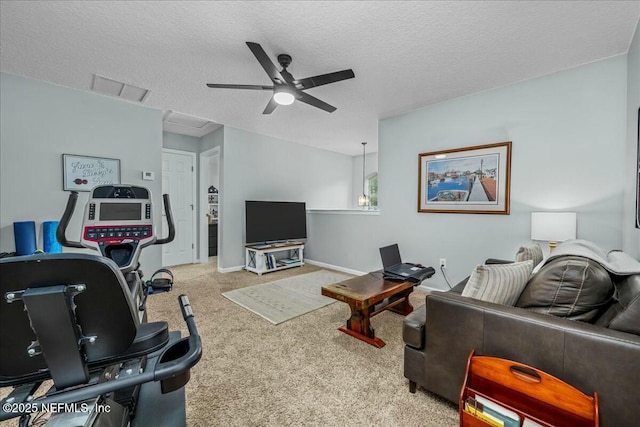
[163,131,199,152]
[308,56,629,288]
[200,127,224,153]
[624,21,640,258]
[219,126,353,269]
[0,72,164,273]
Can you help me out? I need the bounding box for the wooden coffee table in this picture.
[321,272,415,348]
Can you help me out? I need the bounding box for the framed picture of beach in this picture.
[418,141,512,214]
[636,108,640,228]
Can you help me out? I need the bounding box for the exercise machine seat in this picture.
[0,253,169,388]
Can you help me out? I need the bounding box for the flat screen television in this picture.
[245,201,307,245]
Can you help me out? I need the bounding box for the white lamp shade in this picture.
[531,212,577,242]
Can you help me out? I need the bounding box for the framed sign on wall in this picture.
[418,141,512,214]
[62,154,121,191]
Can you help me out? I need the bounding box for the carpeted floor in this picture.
[146,258,459,427]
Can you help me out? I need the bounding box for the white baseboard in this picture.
[417,284,449,293]
[304,259,367,276]
[218,260,367,276]
[218,265,245,273]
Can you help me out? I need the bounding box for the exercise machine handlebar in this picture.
[57,191,84,248]
[155,193,175,245]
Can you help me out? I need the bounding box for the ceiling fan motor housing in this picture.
[277,54,292,69]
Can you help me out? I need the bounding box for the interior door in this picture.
[162,149,195,266]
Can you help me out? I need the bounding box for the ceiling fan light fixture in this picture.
[273,87,295,105]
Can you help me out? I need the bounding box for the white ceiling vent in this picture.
[91,74,150,102]
[162,111,222,138]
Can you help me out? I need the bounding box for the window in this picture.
[367,173,378,208]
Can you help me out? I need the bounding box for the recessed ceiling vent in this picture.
[91,74,150,102]
[162,111,222,138]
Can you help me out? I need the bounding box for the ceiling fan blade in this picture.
[246,42,285,84]
[262,97,278,115]
[296,91,337,113]
[206,83,273,90]
[295,69,355,90]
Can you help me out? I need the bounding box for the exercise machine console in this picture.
[57,184,175,271]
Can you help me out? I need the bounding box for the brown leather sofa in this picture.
[403,257,640,427]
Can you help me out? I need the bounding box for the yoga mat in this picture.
[43,220,62,253]
[14,221,37,255]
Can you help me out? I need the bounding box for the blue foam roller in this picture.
[43,221,62,253]
[14,221,37,256]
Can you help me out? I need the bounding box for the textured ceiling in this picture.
[1,1,639,155]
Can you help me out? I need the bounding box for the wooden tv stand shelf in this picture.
[460,350,599,427]
[245,242,304,275]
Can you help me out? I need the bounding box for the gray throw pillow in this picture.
[515,243,543,267]
[461,260,534,306]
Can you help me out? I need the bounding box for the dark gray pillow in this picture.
[516,256,614,322]
[595,274,640,335]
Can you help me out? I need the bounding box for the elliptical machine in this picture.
[0,185,202,426]
[57,184,176,322]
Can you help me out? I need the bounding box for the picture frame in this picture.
[62,154,121,191]
[636,107,639,228]
[418,141,512,214]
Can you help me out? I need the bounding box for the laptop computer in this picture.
[379,243,435,283]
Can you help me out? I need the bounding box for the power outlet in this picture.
[439,258,447,268]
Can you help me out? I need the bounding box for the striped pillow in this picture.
[461,260,534,306]
[515,243,544,267]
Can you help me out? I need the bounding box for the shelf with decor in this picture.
[245,242,304,275]
[460,350,598,427]
[207,193,219,223]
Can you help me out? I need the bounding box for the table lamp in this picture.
[531,212,577,252]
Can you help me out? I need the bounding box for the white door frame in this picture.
[199,146,220,263]
[162,148,197,266]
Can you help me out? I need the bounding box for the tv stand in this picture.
[245,242,304,275]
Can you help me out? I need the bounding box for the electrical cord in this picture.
[440,265,453,289]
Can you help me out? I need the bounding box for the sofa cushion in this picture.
[515,243,544,267]
[461,260,533,306]
[516,256,614,322]
[595,274,640,335]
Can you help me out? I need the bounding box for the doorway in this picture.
[200,146,220,264]
[162,149,196,266]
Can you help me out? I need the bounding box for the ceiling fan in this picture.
[206,42,355,114]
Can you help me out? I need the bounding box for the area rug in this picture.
[222,270,351,324]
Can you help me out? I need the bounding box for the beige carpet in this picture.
[0,259,458,427]
[222,270,351,324]
[148,259,458,427]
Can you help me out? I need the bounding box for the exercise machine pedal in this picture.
[148,268,173,294]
